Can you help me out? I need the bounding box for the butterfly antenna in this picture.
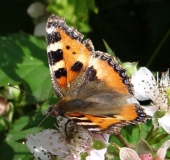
[8,83,45,103]
[21,110,53,144]
[8,83,54,133]
[32,109,53,134]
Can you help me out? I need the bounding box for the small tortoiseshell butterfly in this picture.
[46,15,149,133]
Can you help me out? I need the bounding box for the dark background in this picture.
[0,0,170,71]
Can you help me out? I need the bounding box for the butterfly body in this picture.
[46,15,149,133]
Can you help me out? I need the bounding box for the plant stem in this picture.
[116,133,130,147]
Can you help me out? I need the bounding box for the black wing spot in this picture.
[66,45,70,50]
[48,49,63,65]
[47,32,61,45]
[71,61,83,72]
[54,68,67,78]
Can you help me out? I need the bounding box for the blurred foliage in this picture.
[47,0,98,33]
[0,0,170,159]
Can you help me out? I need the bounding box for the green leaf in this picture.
[0,32,53,104]
[81,152,88,160]
[121,62,138,76]
[92,139,107,150]
[103,40,116,57]
[3,85,21,100]
[121,125,140,145]
[152,110,166,130]
[0,114,34,160]
[22,103,56,131]
[47,0,98,34]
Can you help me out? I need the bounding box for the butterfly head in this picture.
[48,97,76,117]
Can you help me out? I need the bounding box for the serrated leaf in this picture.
[0,32,53,104]
[121,125,140,144]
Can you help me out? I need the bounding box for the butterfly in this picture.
[45,14,149,133]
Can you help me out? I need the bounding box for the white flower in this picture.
[26,116,108,160]
[27,2,46,19]
[26,132,55,160]
[158,111,170,133]
[156,139,170,160]
[86,148,107,160]
[141,105,158,117]
[131,67,155,101]
[131,67,170,133]
[131,67,169,112]
[34,21,46,37]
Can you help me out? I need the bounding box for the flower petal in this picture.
[141,105,158,116]
[26,134,54,160]
[158,112,170,134]
[156,140,170,160]
[37,129,69,156]
[92,133,109,144]
[119,147,141,160]
[26,116,109,160]
[34,21,46,37]
[86,148,107,160]
[85,133,108,160]
[131,67,157,101]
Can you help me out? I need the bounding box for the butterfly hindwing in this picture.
[66,103,147,133]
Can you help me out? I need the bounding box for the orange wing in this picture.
[82,51,134,95]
